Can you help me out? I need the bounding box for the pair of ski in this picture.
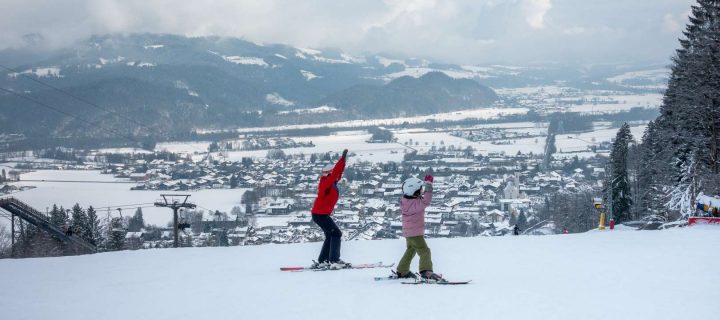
[280,261,394,272]
[280,262,470,285]
[374,274,471,285]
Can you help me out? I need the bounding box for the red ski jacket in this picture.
[311,157,346,215]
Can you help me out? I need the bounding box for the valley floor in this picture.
[0,226,718,320]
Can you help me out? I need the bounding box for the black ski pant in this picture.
[312,214,342,263]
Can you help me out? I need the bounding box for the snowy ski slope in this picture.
[0,226,718,320]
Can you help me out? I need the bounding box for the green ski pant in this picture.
[397,236,433,274]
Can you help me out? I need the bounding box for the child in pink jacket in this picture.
[394,175,443,281]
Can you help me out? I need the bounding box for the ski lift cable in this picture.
[0,64,153,130]
[0,66,208,154]
[0,87,150,147]
[92,203,156,210]
[196,205,211,211]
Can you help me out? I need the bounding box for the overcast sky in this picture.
[0,0,695,65]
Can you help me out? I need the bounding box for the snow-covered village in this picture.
[1,1,719,320]
[0,95,649,251]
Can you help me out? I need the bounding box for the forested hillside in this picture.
[611,0,720,219]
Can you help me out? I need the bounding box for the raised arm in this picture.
[421,175,434,206]
[330,149,348,182]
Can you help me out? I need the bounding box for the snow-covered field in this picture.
[222,130,411,163]
[607,68,669,84]
[567,94,663,114]
[94,147,153,154]
[0,226,717,320]
[155,141,212,154]
[209,122,647,163]
[197,107,529,134]
[400,124,645,159]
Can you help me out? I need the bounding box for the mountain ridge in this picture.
[0,33,499,139]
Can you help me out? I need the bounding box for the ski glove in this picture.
[424,182,433,192]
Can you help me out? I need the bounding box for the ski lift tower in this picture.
[154,194,196,248]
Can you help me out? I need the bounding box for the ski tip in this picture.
[280,267,305,271]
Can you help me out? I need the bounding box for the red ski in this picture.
[280,262,393,272]
[402,280,472,285]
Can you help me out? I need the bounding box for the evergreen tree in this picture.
[107,218,126,251]
[637,1,720,217]
[509,211,518,226]
[70,203,89,238]
[128,208,145,232]
[608,124,634,223]
[517,210,528,230]
[230,174,239,189]
[536,190,598,233]
[85,206,103,247]
[49,204,67,228]
[242,190,259,206]
[636,121,666,216]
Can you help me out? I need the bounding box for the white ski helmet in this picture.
[402,177,424,196]
[321,163,334,176]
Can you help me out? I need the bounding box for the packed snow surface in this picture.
[1,227,718,320]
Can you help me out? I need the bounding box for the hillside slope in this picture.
[1,227,718,320]
[321,72,497,117]
[0,34,496,139]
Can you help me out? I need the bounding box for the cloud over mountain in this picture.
[0,0,694,64]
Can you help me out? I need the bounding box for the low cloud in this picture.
[663,13,682,32]
[523,0,552,29]
[0,0,696,65]
[563,27,585,35]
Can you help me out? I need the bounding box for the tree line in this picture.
[6,204,152,258]
[603,1,720,223]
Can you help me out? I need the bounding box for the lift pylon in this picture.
[154,194,196,248]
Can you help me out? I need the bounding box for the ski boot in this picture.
[311,260,330,270]
[392,270,418,280]
[329,259,352,270]
[420,270,445,282]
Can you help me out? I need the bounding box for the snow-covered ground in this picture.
[567,94,663,114]
[209,122,647,163]
[154,141,211,154]
[94,147,154,154]
[607,68,669,84]
[221,130,411,164]
[0,226,717,320]
[196,107,528,134]
[403,124,646,159]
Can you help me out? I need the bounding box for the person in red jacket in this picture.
[311,149,349,269]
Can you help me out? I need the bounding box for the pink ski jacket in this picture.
[400,189,433,237]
